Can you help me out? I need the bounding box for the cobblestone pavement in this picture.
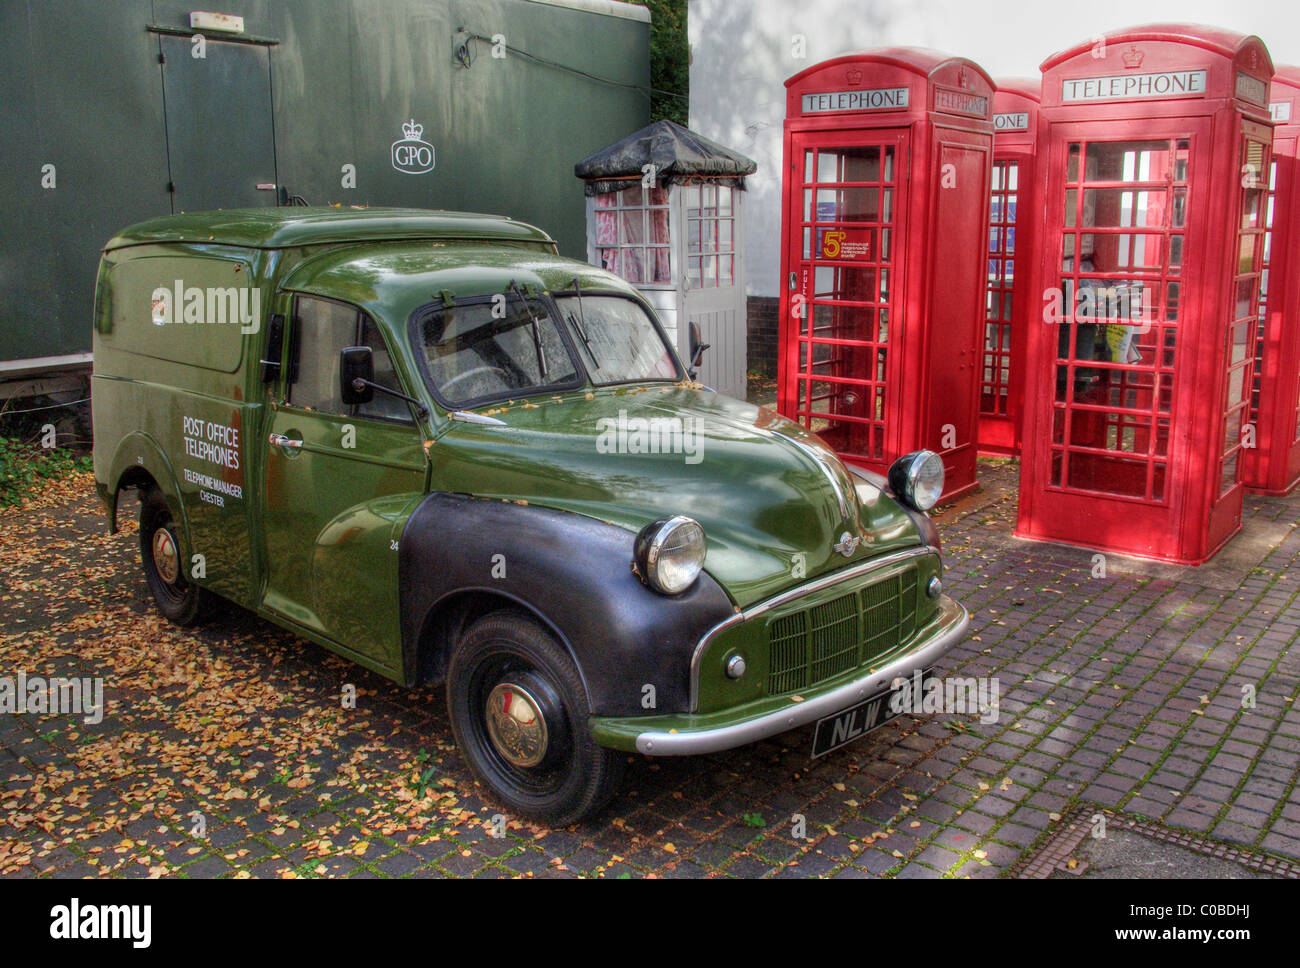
[1,465,1297,878]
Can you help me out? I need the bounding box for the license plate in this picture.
[810,670,931,758]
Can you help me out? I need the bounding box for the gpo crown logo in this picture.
[392,118,435,174]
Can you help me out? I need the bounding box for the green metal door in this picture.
[159,34,277,211]
[260,293,427,675]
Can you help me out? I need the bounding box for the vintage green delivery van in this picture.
[92,207,968,824]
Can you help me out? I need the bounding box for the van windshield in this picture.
[554,295,679,386]
[415,293,581,407]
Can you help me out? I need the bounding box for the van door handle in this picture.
[268,433,302,451]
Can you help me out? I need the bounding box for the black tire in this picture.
[446,611,624,826]
[139,488,210,626]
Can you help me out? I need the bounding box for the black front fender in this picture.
[398,493,736,716]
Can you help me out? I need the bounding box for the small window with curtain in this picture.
[594,185,671,285]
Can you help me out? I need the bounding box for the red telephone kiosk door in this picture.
[779,51,994,499]
[980,152,1021,454]
[926,133,991,493]
[1043,127,1202,509]
[786,129,908,465]
[979,80,1040,457]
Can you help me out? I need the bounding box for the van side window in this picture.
[356,314,411,422]
[290,295,412,422]
[291,296,356,413]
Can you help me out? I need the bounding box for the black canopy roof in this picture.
[574,120,757,196]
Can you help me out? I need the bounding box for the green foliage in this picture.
[627,0,688,125]
[411,762,439,798]
[0,435,92,508]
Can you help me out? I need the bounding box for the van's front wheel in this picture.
[446,612,623,826]
[139,489,209,626]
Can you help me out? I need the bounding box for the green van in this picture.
[92,208,968,824]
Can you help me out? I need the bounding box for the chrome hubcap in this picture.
[485,681,549,768]
[152,528,180,584]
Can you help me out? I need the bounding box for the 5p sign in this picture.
[392,119,435,174]
[820,227,873,260]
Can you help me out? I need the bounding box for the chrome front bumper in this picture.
[635,595,969,756]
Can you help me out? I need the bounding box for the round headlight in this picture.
[634,515,706,595]
[887,450,945,512]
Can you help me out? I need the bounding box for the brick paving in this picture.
[1,463,1298,878]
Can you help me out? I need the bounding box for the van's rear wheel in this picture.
[140,489,209,626]
[446,612,623,826]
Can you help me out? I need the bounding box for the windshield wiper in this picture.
[508,280,548,380]
[567,278,600,369]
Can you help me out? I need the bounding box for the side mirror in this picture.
[688,321,711,370]
[340,345,374,405]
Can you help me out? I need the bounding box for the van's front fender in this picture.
[398,493,736,716]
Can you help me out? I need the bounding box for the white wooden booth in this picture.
[575,121,756,398]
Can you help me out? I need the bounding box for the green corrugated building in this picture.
[0,0,650,398]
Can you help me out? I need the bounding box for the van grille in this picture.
[765,567,918,696]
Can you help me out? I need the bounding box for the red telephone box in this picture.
[1243,66,1300,494]
[979,80,1042,456]
[1017,25,1274,564]
[778,49,995,499]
